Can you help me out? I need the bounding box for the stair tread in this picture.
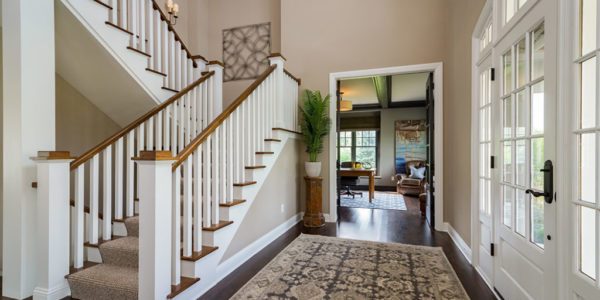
[99,236,138,252]
[124,216,139,237]
[84,236,123,248]
[67,264,138,299]
[233,181,257,187]
[264,138,281,142]
[245,165,266,169]
[256,151,274,154]
[99,237,139,268]
[181,246,218,262]
[168,276,200,299]
[202,220,233,231]
[219,199,246,207]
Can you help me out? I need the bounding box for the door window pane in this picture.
[504,52,513,94]
[504,186,514,227]
[504,98,513,138]
[504,142,513,183]
[516,140,527,187]
[516,90,527,137]
[579,206,597,279]
[531,196,545,247]
[581,0,597,55]
[531,138,545,191]
[579,134,596,203]
[480,143,488,177]
[516,191,527,236]
[580,57,596,129]
[531,81,545,135]
[532,24,545,79]
[516,39,527,87]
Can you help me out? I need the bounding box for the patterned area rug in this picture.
[340,191,407,211]
[231,234,470,300]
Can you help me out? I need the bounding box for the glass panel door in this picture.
[494,20,557,299]
[570,0,600,298]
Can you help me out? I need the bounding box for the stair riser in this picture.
[218,204,245,222]
[100,246,138,268]
[201,223,235,247]
[244,168,265,181]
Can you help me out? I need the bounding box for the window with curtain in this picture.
[337,130,378,168]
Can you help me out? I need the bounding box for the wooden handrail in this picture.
[150,0,203,67]
[284,69,301,85]
[70,71,215,170]
[172,65,277,171]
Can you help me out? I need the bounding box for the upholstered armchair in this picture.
[396,160,427,196]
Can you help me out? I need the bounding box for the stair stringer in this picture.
[57,0,186,125]
[176,130,300,298]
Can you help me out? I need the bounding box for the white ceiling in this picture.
[340,72,430,106]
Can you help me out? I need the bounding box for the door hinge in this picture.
[490,156,495,169]
[490,243,495,256]
[490,68,495,81]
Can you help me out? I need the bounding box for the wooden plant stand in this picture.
[303,176,325,227]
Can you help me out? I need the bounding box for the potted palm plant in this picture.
[299,89,331,177]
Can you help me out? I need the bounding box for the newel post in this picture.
[134,151,175,300]
[32,151,75,300]
[208,60,224,118]
[268,53,286,128]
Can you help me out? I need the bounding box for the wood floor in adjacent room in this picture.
[204,195,497,299]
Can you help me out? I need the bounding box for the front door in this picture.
[493,10,557,299]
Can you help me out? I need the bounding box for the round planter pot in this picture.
[305,161,321,177]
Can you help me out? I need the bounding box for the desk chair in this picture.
[340,162,363,198]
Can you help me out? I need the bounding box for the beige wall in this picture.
[442,0,487,245]
[55,75,122,156]
[221,138,303,261]
[282,0,485,246]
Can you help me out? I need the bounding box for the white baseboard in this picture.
[443,222,472,263]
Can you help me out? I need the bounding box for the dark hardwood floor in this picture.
[203,193,497,299]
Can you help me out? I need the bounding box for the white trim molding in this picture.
[328,63,444,231]
[443,222,473,264]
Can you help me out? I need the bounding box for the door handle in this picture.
[525,160,554,204]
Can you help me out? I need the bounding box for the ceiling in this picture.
[339,72,430,107]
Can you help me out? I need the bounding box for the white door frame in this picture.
[328,63,444,231]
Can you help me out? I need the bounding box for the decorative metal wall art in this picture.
[222,22,271,82]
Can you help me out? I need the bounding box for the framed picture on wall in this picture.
[394,120,427,174]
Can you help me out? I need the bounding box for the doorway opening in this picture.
[328,63,444,230]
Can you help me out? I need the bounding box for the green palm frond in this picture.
[299,89,331,162]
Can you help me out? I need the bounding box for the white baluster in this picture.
[102,146,112,240]
[179,97,185,150]
[147,117,154,150]
[202,80,208,129]
[115,137,124,220]
[180,48,186,92]
[156,110,163,150]
[126,132,135,217]
[171,101,178,155]
[196,83,202,131]
[137,0,145,52]
[182,158,192,257]
[175,41,181,91]
[192,149,202,252]
[208,76,214,121]
[169,32,176,89]
[128,0,137,47]
[212,127,220,222]
[185,94,191,146]
[146,0,153,68]
[109,0,118,23]
[191,86,197,138]
[73,165,85,268]
[233,109,240,183]
[226,118,233,203]
[153,10,161,71]
[89,154,99,245]
[119,0,127,29]
[161,22,169,85]
[164,105,170,152]
[171,165,181,286]
[220,121,227,204]
[202,138,211,227]
[136,125,144,201]
[245,99,251,167]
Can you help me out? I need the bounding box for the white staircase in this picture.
[33,0,303,298]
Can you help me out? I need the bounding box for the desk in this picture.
[340,168,375,202]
